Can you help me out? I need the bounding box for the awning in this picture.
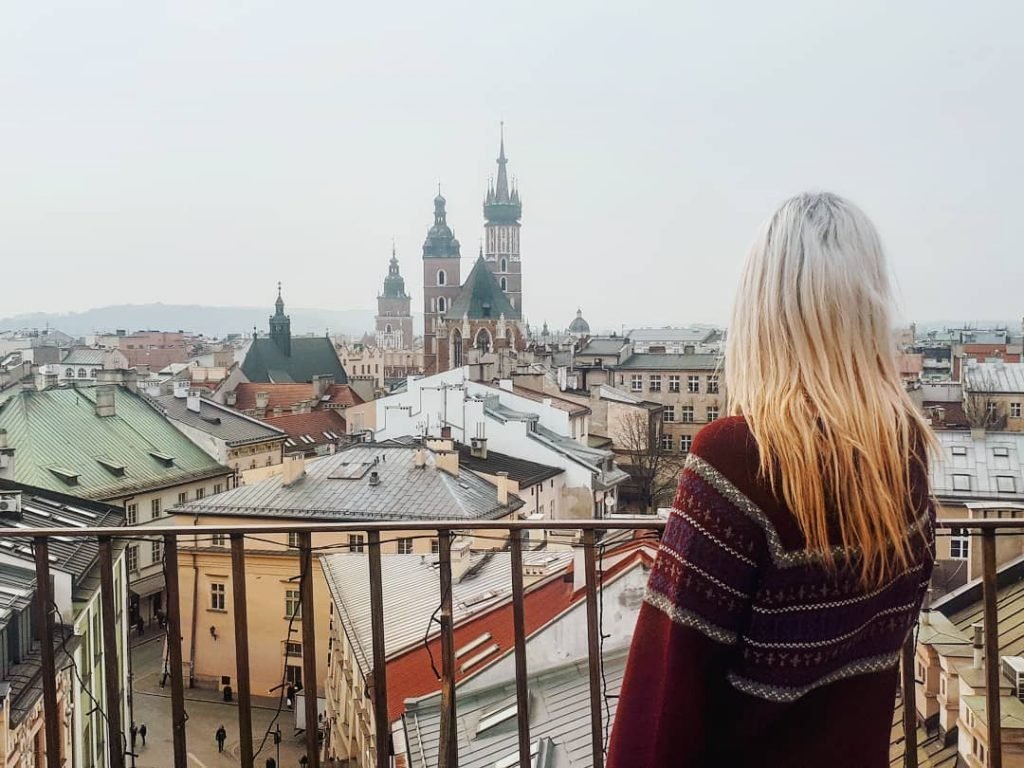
[129,572,166,598]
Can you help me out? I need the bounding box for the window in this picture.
[952,474,971,492]
[126,545,138,572]
[65,368,74,378]
[950,529,969,560]
[997,476,1016,493]
[209,533,225,548]
[500,277,507,291]
[431,539,440,555]
[660,434,674,452]
[437,296,447,313]
[437,269,446,286]
[288,532,300,549]
[452,330,463,367]
[707,406,719,422]
[78,368,87,378]
[150,498,162,519]
[687,375,700,393]
[475,329,492,353]
[214,483,223,495]
[630,375,643,392]
[707,376,720,394]
[1012,402,1022,418]
[649,375,662,393]
[681,405,694,423]
[151,540,163,564]
[196,488,205,500]
[178,492,187,505]
[285,641,302,657]
[951,445,968,457]
[397,538,414,555]
[126,503,138,526]
[668,375,681,393]
[285,589,302,619]
[285,665,303,687]
[348,534,364,553]
[663,406,675,422]
[680,435,693,454]
[210,583,226,611]
[500,257,507,272]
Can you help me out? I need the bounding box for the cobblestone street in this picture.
[129,633,310,768]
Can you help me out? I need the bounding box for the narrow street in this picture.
[129,634,309,768]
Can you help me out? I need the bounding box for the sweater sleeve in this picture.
[607,448,765,768]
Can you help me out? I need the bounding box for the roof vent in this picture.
[368,470,381,487]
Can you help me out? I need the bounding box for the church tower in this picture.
[269,282,291,356]
[376,245,413,350]
[422,190,462,374]
[483,123,523,314]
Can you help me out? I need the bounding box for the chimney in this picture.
[498,379,513,392]
[95,385,116,418]
[450,536,474,580]
[95,368,123,386]
[441,426,453,440]
[496,471,509,506]
[312,375,335,400]
[255,391,270,415]
[0,430,14,480]
[225,390,237,407]
[414,449,427,469]
[973,623,984,669]
[173,380,190,399]
[921,588,932,626]
[434,450,459,477]
[282,455,306,487]
[187,389,202,414]
[123,368,138,394]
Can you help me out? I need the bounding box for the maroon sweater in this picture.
[607,416,933,768]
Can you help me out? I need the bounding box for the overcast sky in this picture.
[2,1,1022,332]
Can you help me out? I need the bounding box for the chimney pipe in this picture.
[496,471,509,506]
[95,386,116,418]
[973,623,984,669]
[414,449,427,469]
[186,389,202,414]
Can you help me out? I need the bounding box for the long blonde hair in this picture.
[725,192,934,585]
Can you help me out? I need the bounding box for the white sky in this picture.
[1,1,1022,331]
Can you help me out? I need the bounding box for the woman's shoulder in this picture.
[690,416,760,474]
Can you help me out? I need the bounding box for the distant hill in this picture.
[0,304,381,339]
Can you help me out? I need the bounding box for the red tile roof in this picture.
[262,409,348,449]
[233,383,363,412]
[384,540,654,721]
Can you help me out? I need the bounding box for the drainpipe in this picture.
[188,513,200,687]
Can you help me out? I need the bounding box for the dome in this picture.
[568,308,590,334]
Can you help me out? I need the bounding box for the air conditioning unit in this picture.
[1002,657,1024,700]
[0,493,22,519]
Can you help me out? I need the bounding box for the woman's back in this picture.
[607,416,933,768]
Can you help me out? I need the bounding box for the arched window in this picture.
[437,296,447,313]
[452,330,463,367]
[65,368,74,378]
[437,269,446,286]
[385,324,393,333]
[500,257,507,272]
[78,368,87,378]
[499,277,507,291]
[475,329,492,354]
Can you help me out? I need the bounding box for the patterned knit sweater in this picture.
[607,416,933,768]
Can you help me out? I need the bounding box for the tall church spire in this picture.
[269,281,291,355]
[495,122,510,204]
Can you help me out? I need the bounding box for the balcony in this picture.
[10,519,1019,768]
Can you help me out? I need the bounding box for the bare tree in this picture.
[963,365,1007,431]
[613,408,686,514]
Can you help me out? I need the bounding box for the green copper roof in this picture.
[241,337,349,384]
[0,386,231,500]
[447,256,521,321]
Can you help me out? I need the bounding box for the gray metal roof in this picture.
[615,353,721,371]
[575,338,629,357]
[175,443,523,521]
[964,362,1024,394]
[0,563,36,629]
[931,431,1024,501]
[320,550,573,672]
[150,393,286,447]
[61,348,109,366]
[628,327,716,343]
[404,651,627,768]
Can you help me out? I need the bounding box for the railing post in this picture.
[983,529,1003,768]
[437,530,458,768]
[299,531,321,768]
[901,634,918,768]
[99,537,126,768]
[163,534,189,768]
[367,530,391,768]
[509,529,532,767]
[32,537,62,768]
[230,533,255,766]
[583,529,605,768]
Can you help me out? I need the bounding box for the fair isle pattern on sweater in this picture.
[645,452,933,704]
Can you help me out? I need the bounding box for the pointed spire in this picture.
[274,282,285,315]
[495,122,510,204]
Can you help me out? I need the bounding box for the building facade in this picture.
[375,248,413,351]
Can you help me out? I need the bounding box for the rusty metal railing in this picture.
[9,518,1020,768]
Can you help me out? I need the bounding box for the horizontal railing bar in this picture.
[0,517,1015,538]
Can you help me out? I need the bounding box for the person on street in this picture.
[216,725,227,753]
[139,723,147,746]
[130,723,138,749]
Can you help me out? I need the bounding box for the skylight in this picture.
[494,741,541,768]
[459,643,500,674]
[475,701,520,736]
[455,632,493,659]
[48,467,80,486]
[149,451,176,467]
[97,458,126,477]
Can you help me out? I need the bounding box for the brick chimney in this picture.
[95,386,116,418]
[312,374,335,400]
[255,391,270,416]
[434,450,459,477]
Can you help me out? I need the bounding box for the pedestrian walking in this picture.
[130,723,138,749]
[215,725,227,753]
[139,723,147,746]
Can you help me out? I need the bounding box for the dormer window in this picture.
[149,451,175,467]
[49,467,80,486]
[97,458,126,477]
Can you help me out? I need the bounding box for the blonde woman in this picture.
[607,193,934,768]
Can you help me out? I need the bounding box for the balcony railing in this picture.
[10,518,1018,768]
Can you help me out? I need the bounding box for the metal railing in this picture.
[9,518,1020,768]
